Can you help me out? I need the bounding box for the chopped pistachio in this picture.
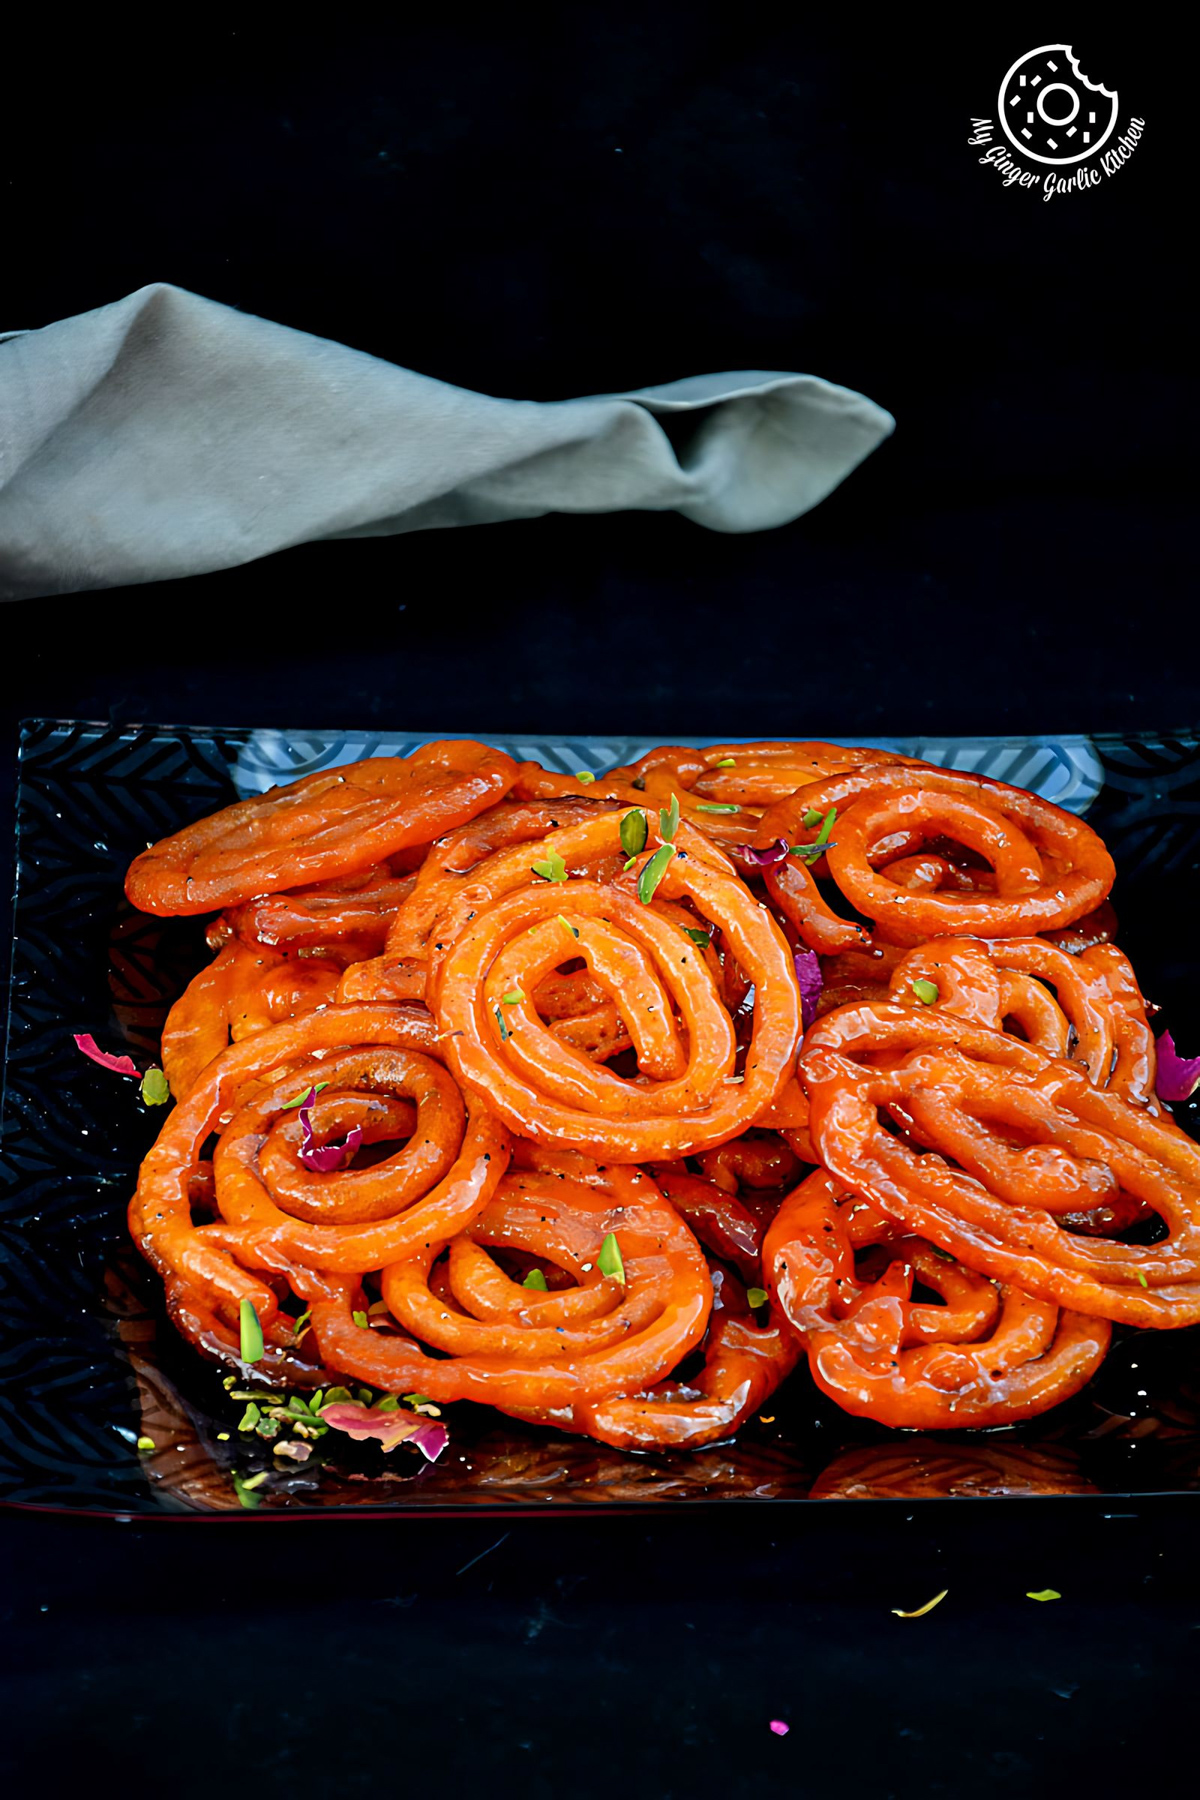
[637,844,675,904]
[239,1298,264,1365]
[598,1232,625,1284]
[619,809,649,857]
[531,850,568,883]
[281,1081,329,1110]
[140,1067,170,1106]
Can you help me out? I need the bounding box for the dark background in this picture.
[1,16,1194,1796]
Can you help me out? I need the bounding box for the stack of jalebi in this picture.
[120,735,1200,1453]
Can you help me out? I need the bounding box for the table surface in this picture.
[0,19,1192,1796]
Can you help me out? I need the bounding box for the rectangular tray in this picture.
[3,719,1199,1514]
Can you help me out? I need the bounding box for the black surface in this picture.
[1,17,1194,1795]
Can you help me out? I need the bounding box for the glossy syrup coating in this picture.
[764,1170,1110,1428]
[801,1003,1200,1327]
[125,740,518,914]
[118,740,1185,1454]
[131,1002,476,1317]
[758,763,1116,945]
[434,814,801,1161]
[214,862,420,960]
[307,1148,714,1426]
[161,941,343,1099]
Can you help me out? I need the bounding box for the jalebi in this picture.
[111,736,1197,1459]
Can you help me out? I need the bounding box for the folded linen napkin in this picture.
[0,283,893,601]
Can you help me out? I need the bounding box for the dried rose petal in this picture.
[297,1087,363,1172]
[794,949,823,1032]
[769,1720,790,1737]
[735,839,791,869]
[300,1125,363,1173]
[320,1402,449,1462]
[1155,1031,1200,1104]
[74,1033,139,1077]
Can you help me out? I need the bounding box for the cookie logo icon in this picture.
[998,45,1118,165]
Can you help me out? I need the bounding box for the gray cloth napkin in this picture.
[0,283,893,602]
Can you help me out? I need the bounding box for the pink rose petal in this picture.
[300,1125,363,1173]
[794,949,823,1032]
[74,1033,139,1077]
[735,838,791,869]
[1155,1031,1200,1104]
[769,1720,790,1737]
[320,1402,449,1462]
[296,1086,363,1172]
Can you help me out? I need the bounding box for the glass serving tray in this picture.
[2,719,1199,1516]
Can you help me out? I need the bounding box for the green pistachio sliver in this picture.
[376,1395,401,1412]
[239,1298,264,1365]
[140,1067,170,1106]
[531,850,568,883]
[136,1436,156,1452]
[791,805,838,863]
[522,1267,549,1291]
[352,1310,369,1329]
[659,792,680,844]
[711,757,736,768]
[695,803,740,813]
[598,1232,625,1284]
[280,1081,329,1111]
[746,1287,768,1309]
[911,978,940,1005]
[683,928,712,950]
[802,808,822,828]
[619,809,649,857]
[495,1006,511,1042]
[637,844,675,905]
[501,988,526,1005]
[556,914,580,939]
[237,1402,262,1431]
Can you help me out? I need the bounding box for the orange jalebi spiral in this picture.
[338,796,617,1003]
[886,936,1161,1110]
[305,1145,713,1426]
[130,1003,508,1341]
[757,763,1115,946]
[209,861,421,962]
[764,1169,1110,1427]
[117,736,1199,1457]
[800,1002,1200,1326]
[125,740,518,915]
[575,1305,801,1449]
[433,814,801,1160]
[161,941,344,1100]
